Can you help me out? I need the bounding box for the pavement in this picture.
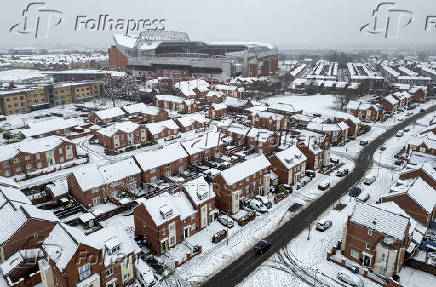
[202,105,436,287]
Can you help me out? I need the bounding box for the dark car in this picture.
[420,108,426,113]
[318,182,330,191]
[348,186,362,197]
[254,240,272,254]
[305,170,316,177]
[359,140,368,146]
[380,146,386,151]
[316,220,332,232]
[254,196,272,209]
[336,169,349,177]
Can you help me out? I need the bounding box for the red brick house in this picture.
[0,136,78,178]
[213,154,271,214]
[346,101,380,123]
[306,122,349,146]
[96,121,147,151]
[406,133,436,156]
[133,143,189,186]
[209,103,227,120]
[181,131,224,164]
[174,114,206,133]
[212,84,245,98]
[267,146,307,185]
[294,130,330,171]
[408,86,427,102]
[224,97,252,114]
[134,191,198,254]
[155,95,198,113]
[381,177,436,226]
[0,200,57,263]
[22,118,78,139]
[341,203,411,279]
[67,158,141,207]
[122,102,169,123]
[266,103,302,117]
[391,91,412,108]
[399,162,436,190]
[41,224,140,287]
[145,119,180,141]
[89,107,125,125]
[205,91,225,104]
[378,95,399,116]
[333,113,361,136]
[252,111,287,131]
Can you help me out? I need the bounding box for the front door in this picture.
[363,255,371,267]
[184,227,190,239]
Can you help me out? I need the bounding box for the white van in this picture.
[363,176,376,185]
[136,259,156,287]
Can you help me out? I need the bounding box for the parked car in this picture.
[136,259,156,287]
[357,191,370,202]
[305,170,316,177]
[394,159,404,166]
[254,196,272,209]
[406,112,413,117]
[359,140,368,146]
[318,182,330,191]
[403,127,410,132]
[250,198,268,213]
[398,107,405,112]
[397,116,404,121]
[380,146,386,151]
[363,176,376,185]
[348,186,362,197]
[316,220,332,232]
[337,270,364,287]
[217,215,234,228]
[336,169,349,177]
[420,108,426,113]
[396,130,404,137]
[253,240,271,254]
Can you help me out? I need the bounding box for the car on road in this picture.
[363,176,376,185]
[403,127,410,132]
[316,220,332,232]
[357,191,370,202]
[318,182,330,191]
[249,198,268,213]
[359,140,368,146]
[348,186,362,197]
[396,130,404,137]
[420,108,426,113]
[336,169,349,177]
[254,196,272,209]
[217,215,234,228]
[253,240,271,254]
[337,270,364,287]
[380,146,386,151]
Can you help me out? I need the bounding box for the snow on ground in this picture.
[262,94,338,116]
[399,267,436,287]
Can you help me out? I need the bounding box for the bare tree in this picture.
[103,75,140,107]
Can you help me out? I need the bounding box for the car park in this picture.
[253,240,271,254]
[217,215,234,228]
[254,196,272,209]
[318,182,330,191]
[363,176,376,185]
[337,270,364,287]
[316,220,332,231]
[249,198,268,213]
[348,186,362,197]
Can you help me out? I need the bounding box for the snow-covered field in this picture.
[263,94,338,116]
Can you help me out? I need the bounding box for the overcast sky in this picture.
[1,0,435,50]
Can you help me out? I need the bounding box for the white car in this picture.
[357,191,370,202]
[363,176,376,185]
[337,270,364,287]
[396,130,404,137]
[136,259,156,287]
[217,215,234,228]
[249,199,268,213]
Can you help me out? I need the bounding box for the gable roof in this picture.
[134,143,188,171]
[273,146,307,169]
[97,121,141,137]
[220,154,271,185]
[123,103,161,116]
[94,107,125,120]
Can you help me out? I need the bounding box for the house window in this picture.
[165,163,170,168]
[36,153,41,159]
[129,175,135,180]
[165,170,171,177]
[161,228,166,236]
[2,161,8,168]
[92,187,99,193]
[368,229,372,236]
[24,155,30,160]
[384,237,394,244]
[351,250,359,259]
[78,263,91,281]
[13,158,19,163]
[123,273,131,282]
[111,181,118,187]
[365,243,371,250]
[58,148,63,154]
[381,253,387,263]
[26,164,32,170]
[15,167,20,172]
[37,162,42,168]
[4,170,10,177]
[151,176,157,183]
[59,157,64,163]
[151,168,156,173]
[105,267,114,277]
[93,197,100,206]
[170,236,176,245]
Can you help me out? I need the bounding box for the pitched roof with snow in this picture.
[123,102,161,116]
[94,107,125,120]
[408,133,436,150]
[99,158,141,184]
[176,113,206,128]
[383,95,399,106]
[97,121,141,137]
[211,103,227,111]
[71,165,105,191]
[134,143,188,171]
[22,118,78,137]
[145,119,179,135]
[224,97,248,107]
[220,154,271,185]
[183,176,215,206]
[253,111,284,121]
[273,146,307,169]
[155,94,185,103]
[350,203,410,240]
[267,103,298,113]
[181,131,223,155]
[307,122,349,132]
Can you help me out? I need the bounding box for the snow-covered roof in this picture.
[211,103,227,111]
[409,133,436,150]
[273,146,307,169]
[155,94,185,103]
[0,136,71,162]
[137,191,196,226]
[175,79,209,93]
[267,103,297,113]
[97,121,141,137]
[206,91,224,98]
[22,118,78,137]
[0,248,43,275]
[145,119,179,135]
[183,176,215,206]
[333,112,361,124]
[383,95,399,106]
[224,96,249,107]
[176,113,206,128]
[350,203,410,241]
[253,111,284,121]
[99,158,141,184]
[307,122,349,132]
[220,154,271,185]
[134,143,188,171]
[94,107,125,120]
[392,91,412,100]
[181,131,223,155]
[123,102,161,116]
[71,165,105,191]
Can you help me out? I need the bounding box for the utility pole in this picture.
[307,224,311,240]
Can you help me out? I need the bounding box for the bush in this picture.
[125,146,136,152]
[3,131,13,140]
[105,148,114,155]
